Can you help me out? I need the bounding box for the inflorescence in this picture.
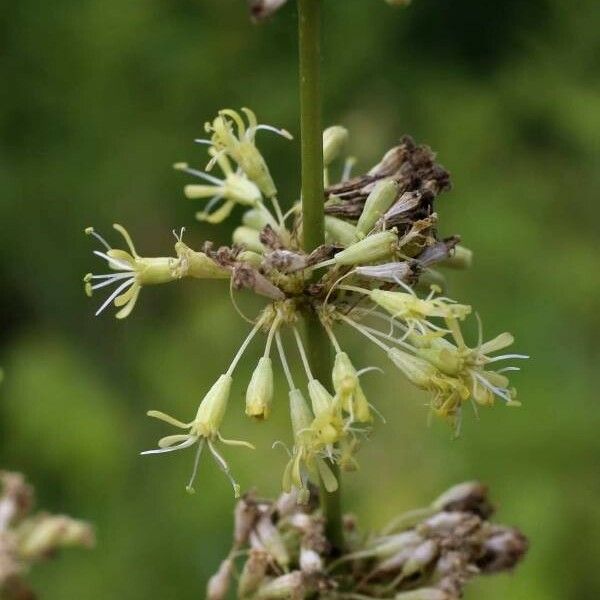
[204,483,528,599]
[84,108,528,500]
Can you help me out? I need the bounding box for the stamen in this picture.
[90,274,135,291]
[86,228,112,251]
[208,439,240,497]
[173,162,223,186]
[186,439,205,494]
[95,278,135,316]
[140,436,197,455]
[253,124,294,139]
[487,354,530,363]
[496,366,521,373]
[93,250,134,272]
[193,138,213,146]
[473,372,512,403]
[89,273,134,280]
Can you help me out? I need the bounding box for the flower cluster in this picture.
[248,0,411,22]
[0,471,94,599]
[204,483,527,600]
[84,109,527,499]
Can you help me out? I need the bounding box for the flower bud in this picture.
[300,546,323,573]
[478,526,529,573]
[323,125,349,167]
[238,549,270,597]
[356,179,399,236]
[432,481,491,516]
[243,207,278,231]
[207,557,233,600]
[173,241,230,279]
[238,250,264,268]
[18,515,94,559]
[256,571,306,600]
[387,348,440,389]
[332,352,359,407]
[440,244,473,270]
[233,226,265,254]
[401,539,439,578]
[355,261,414,284]
[194,374,232,437]
[307,379,335,416]
[333,229,397,266]
[246,357,274,420]
[234,496,260,546]
[289,389,313,438]
[324,215,358,246]
[255,516,290,569]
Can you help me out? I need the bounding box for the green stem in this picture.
[298,0,344,552]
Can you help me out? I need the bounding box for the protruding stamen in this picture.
[173,162,223,185]
[95,278,135,316]
[208,439,240,498]
[93,250,133,272]
[186,439,205,494]
[85,227,112,251]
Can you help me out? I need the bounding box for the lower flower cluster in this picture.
[206,482,527,599]
[0,471,95,599]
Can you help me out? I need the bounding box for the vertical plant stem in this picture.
[298,0,344,552]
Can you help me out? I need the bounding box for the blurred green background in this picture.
[1,0,599,597]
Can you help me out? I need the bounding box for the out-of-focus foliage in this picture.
[0,0,599,598]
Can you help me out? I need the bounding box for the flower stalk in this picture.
[298,0,344,552]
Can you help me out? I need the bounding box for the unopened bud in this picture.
[323,125,349,167]
[207,557,234,600]
[324,215,358,246]
[18,515,94,559]
[234,496,259,546]
[246,357,274,420]
[356,179,399,236]
[333,229,397,266]
[332,352,358,404]
[255,516,290,569]
[401,539,439,578]
[300,546,323,574]
[289,389,314,438]
[478,526,528,573]
[243,207,278,231]
[432,481,492,518]
[249,0,288,23]
[307,379,335,417]
[256,571,305,600]
[387,348,439,389]
[233,226,265,254]
[355,261,414,284]
[440,245,473,270]
[239,549,270,597]
[238,250,264,268]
